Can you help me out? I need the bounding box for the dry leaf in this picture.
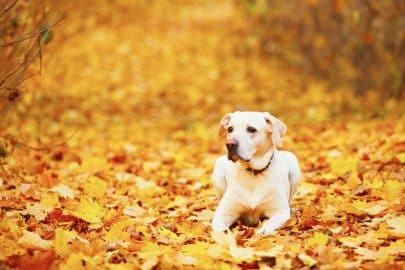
[18,230,53,250]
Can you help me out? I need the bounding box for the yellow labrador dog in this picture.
[211,111,300,234]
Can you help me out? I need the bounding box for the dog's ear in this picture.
[264,112,287,148]
[218,113,232,136]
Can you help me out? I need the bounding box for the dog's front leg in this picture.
[256,208,291,234]
[211,193,240,232]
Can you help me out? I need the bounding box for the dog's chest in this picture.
[229,174,276,210]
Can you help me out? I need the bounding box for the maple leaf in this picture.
[381,180,404,202]
[211,231,254,260]
[18,230,53,250]
[23,202,53,221]
[54,228,77,257]
[354,240,405,262]
[40,192,60,207]
[386,215,405,237]
[82,175,108,198]
[307,232,329,247]
[0,235,25,260]
[106,263,135,270]
[328,156,357,177]
[339,236,364,248]
[122,205,146,217]
[50,184,75,199]
[298,253,317,267]
[350,200,389,216]
[59,253,95,270]
[104,219,132,243]
[68,198,105,223]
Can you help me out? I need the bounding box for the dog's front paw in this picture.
[211,218,229,232]
[256,222,276,235]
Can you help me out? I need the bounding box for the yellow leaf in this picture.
[381,180,404,202]
[322,205,338,221]
[298,253,317,267]
[158,226,178,240]
[211,231,254,260]
[83,175,108,198]
[107,263,134,270]
[329,157,357,176]
[355,240,405,262]
[80,156,108,173]
[69,198,104,223]
[381,239,405,255]
[352,200,388,216]
[275,256,292,269]
[339,236,363,248]
[295,182,318,199]
[0,235,24,260]
[346,173,361,188]
[40,192,60,207]
[364,203,388,216]
[60,253,94,270]
[395,153,405,163]
[307,232,328,247]
[140,242,161,255]
[354,247,379,260]
[182,242,210,258]
[54,228,77,257]
[104,220,132,242]
[254,245,284,257]
[141,258,159,270]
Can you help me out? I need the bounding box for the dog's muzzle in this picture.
[226,139,250,162]
[226,139,238,153]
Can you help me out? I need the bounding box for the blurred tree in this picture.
[236,0,404,97]
[0,0,63,116]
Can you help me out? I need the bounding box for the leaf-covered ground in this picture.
[1,1,404,269]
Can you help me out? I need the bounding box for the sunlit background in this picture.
[1,0,404,137]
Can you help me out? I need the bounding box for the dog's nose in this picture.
[226,139,238,152]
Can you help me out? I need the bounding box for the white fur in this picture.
[212,112,301,234]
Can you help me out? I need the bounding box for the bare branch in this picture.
[0,0,19,18]
[0,11,67,47]
[0,129,78,151]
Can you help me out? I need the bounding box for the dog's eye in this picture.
[227,126,234,133]
[246,126,257,133]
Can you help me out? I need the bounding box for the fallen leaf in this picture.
[298,253,317,267]
[386,215,405,237]
[68,198,104,223]
[122,205,146,217]
[54,228,77,257]
[24,203,53,221]
[307,232,329,247]
[50,184,75,199]
[18,230,53,250]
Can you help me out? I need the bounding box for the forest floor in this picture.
[1,1,404,269]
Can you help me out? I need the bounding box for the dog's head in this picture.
[218,111,287,162]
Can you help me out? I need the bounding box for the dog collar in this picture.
[246,152,275,175]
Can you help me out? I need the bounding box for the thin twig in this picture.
[0,129,79,151]
[38,36,43,75]
[0,12,66,47]
[0,0,19,18]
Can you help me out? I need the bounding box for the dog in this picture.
[211,111,301,234]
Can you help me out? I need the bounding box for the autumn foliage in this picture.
[0,1,404,269]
